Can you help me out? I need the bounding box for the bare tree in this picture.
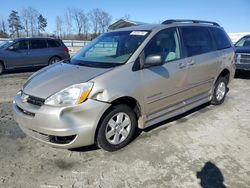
[64,8,74,37]
[29,7,39,36]
[98,11,111,33]
[55,16,63,38]
[122,14,131,20]
[89,8,101,35]
[0,17,8,34]
[21,7,39,36]
[21,8,30,36]
[71,8,89,39]
[90,9,111,34]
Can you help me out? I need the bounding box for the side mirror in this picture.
[7,46,15,51]
[144,55,164,68]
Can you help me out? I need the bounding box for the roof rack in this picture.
[162,19,220,26]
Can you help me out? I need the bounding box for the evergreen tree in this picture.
[38,14,47,35]
[8,10,22,37]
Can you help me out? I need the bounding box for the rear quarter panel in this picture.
[217,47,235,84]
[52,47,70,59]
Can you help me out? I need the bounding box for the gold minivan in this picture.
[13,20,235,151]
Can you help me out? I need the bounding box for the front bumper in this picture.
[13,93,110,149]
[236,63,250,71]
[235,53,250,71]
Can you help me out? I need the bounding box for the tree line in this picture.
[0,7,112,40]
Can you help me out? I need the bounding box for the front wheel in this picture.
[211,77,228,105]
[96,104,137,152]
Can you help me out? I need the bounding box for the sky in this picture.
[0,0,250,33]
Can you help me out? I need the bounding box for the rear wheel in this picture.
[49,56,61,65]
[211,77,228,105]
[96,104,137,152]
[0,62,4,75]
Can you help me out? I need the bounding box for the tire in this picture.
[96,104,137,152]
[0,62,4,75]
[211,77,228,105]
[49,56,61,65]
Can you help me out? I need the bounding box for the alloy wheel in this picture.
[105,112,131,145]
[216,82,226,101]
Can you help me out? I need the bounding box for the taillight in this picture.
[63,47,69,53]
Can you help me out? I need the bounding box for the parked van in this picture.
[0,37,70,74]
[13,20,235,151]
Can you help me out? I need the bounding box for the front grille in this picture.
[241,54,250,59]
[237,53,250,64]
[27,95,45,106]
[24,128,76,144]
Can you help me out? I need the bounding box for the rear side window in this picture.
[30,40,47,49]
[181,27,214,57]
[47,40,61,48]
[210,27,231,50]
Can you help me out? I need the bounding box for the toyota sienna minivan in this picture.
[13,20,235,151]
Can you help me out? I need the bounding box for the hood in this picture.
[23,62,112,99]
[235,46,250,53]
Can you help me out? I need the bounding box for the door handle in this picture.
[187,60,196,66]
[179,62,186,69]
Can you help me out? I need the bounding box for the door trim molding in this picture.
[147,78,214,104]
[144,91,211,128]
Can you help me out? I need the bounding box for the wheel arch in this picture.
[94,96,143,143]
[110,96,142,120]
[48,55,62,64]
[0,59,6,72]
[216,69,230,83]
[0,59,5,67]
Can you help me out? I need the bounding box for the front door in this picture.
[141,28,188,117]
[4,40,30,69]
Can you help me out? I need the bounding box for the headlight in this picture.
[236,53,241,64]
[44,82,93,106]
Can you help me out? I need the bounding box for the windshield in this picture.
[235,36,250,47]
[0,40,14,49]
[70,30,149,68]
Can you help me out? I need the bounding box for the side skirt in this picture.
[144,91,212,129]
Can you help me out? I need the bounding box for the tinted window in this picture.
[235,36,250,47]
[47,40,61,48]
[181,27,214,57]
[210,27,231,50]
[11,40,28,50]
[144,28,181,62]
[0,40,14,49]
[30,40,47,49]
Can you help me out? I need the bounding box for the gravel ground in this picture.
[0,70,250,188]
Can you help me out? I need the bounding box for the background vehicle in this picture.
[235,35,250,71]
[13,20,235,151]
[0,37,70,74]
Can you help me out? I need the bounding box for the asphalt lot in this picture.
[0,69,250,188]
